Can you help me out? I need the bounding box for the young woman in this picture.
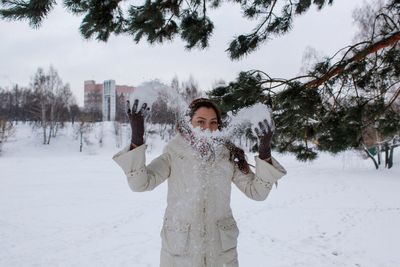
[113,98,286,267]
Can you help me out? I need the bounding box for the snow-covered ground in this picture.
[1,122,399,267]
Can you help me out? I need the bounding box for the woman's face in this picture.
[191,107,219,132]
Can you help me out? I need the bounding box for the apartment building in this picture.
[84,80,135,121]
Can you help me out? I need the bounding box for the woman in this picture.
[112,98,286,267]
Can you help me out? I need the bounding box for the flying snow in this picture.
[225,103,274,136]
[128,80,186,113]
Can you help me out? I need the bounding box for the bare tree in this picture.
[74,113,93,152]
[181,75,203,104]
[31,67,50,144]
[46,66,63,143]
[52,83,76,137]
[0,116,14,154]
[69,104,80,125]
[170,75,180,93]
[30,66,75,144]
[150,95,176,140]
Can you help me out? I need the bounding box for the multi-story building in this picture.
[84,80,102,115]
[84,80,135,121]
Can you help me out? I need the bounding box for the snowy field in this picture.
[1,122,399,267]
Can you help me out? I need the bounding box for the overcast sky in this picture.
[0,0,367,106]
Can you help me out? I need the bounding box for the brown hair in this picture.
[188,98,250,174]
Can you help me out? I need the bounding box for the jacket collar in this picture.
[166,133,230,161]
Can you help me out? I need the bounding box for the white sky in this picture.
[0,0,366,106]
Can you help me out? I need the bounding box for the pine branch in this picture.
[245,69,313,91]
[253,0,278,36]
[0,0,56,27]
[305,31,400,89]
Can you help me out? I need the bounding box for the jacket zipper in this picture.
[203,200,207,266]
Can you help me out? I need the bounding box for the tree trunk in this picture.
[384,143,389,168]
[363,146,379,170]
[388,146,394,169]
[41,101,47,145]
[43,125,47,145]
[80,130,83,152]
[47,128,52,145]
[47,104,55,144]
[53,122,59,138]
[377,144,381,165]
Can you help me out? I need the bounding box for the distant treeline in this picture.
[0,67,80,123]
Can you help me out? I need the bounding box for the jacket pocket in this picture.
[161,218,191,256]
[217,216,239,252]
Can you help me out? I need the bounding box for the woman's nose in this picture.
[203,123,216,131]
[201,124,209,130]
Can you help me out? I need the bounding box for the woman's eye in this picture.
[211,121,218,125]
[198,121,205,125]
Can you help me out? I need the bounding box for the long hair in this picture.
[187,98,250,174]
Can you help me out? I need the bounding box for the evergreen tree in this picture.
[208,1,400,161]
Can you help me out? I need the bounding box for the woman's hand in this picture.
[127,99,150,147]
[254,118,275,161]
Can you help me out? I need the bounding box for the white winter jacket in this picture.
[112,134,287,267]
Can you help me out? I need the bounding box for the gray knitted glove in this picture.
[254,118,275,160]
[127,99,150,147]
